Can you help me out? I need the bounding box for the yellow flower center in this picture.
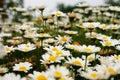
[101,25,107,29]
[73,60,82,66]
[69,45,74,49]
[47,40,52,43]
[0,70,5,73]
[39,33,45,37]
[61,37,67,42]
[56,12,62,17]
[84,47,92,53]
[5,47,11,51]
[68,31,74,34]
[52,47,58,51]
[91,34,96,38]
[88,24,95,28]
[90,72,98,79]
[45,59,50,63]
[108,67,116,75]
[105,41,112,46]
[19,66,27,71]
[23,47,29,51]
[49,56,57,61]
[36,75,47,80]
[54,71,62,77]
[112,26,117,29]
[36,41,41,46]
[55,51,63,56]
[58,77,66,80]
[87,56,94,62]
[12,40,19,44]
[114,55,120,60]
[102,36,107,40]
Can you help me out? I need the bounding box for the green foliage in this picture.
[105,0,120,6]
[57,3,75,13]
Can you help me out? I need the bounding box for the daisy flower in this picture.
[66,57,85,68]
[4,45,15,53]
[41,53,63,64]
[83,22,100,29]
[82,45,101,53]
[85,32,98,38]
[64,30,78,35]
[79,68,99,80]
[29,71,55,80]
[96,34,111,41]
[100,39,118,47]
[110,24,120,30]
[58,76,74,80]
[98,24,110,30]
[13,62,32,72]
[7,39,22,45]
[52,11,65,17]
[3,73,26,80]
[47,65,70,78]
[51,49,70,57]
[56,35,72,44]
[44,38,56,44]
[35,33,51,38]
[65,43,76,50]
[0,67,8,73]
[16,43,36,52]
[44,45,63,53]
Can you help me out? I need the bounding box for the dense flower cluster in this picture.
[0,2,120,80]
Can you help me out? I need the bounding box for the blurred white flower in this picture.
[0,67,8,74]
[0,43,6,59]
[13,62,32,72]
[3,73,26,80]
[16,43,36,52]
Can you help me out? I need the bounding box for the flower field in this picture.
[0,3,120,80]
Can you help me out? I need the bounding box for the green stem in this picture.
[93,53,97,66]
[84,55,88,71]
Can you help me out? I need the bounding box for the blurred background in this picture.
[0,0,120,23]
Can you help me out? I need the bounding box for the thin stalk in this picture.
[84,55,88,71]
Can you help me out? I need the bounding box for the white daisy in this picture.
[85,32,98,38]
[13,62,32,72]
[66,57,85,68]
[0,67,8,74]
[65,43,76,50]
[82,45,101,53]
[96,34,111,41]
[98,24,110,30]
[47,65,70,78]
[64,30,78,35]
[83,22,100,29]
[44,38,55,44]
[16,43,36,52]
[56,35,72,44]
[100,39,118,47]
[44,45,63,53]
[29,71,55,80]
[3,73,26,80]
[41,53,63,64]
[35,33,51,38]
[4,45,15,53]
